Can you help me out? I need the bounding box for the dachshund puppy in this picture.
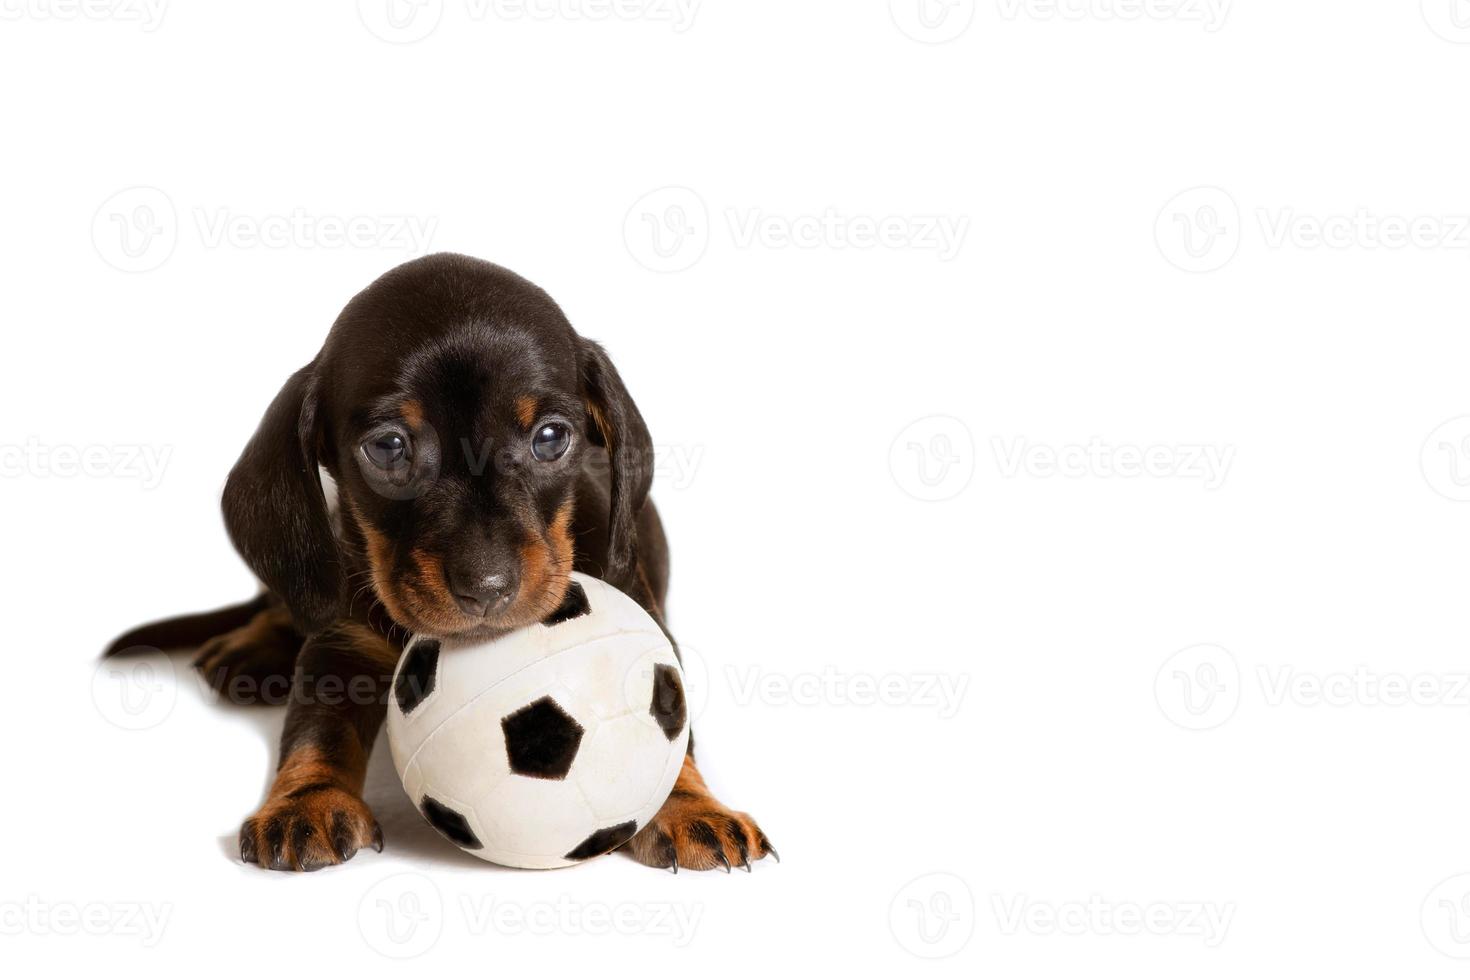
[107,253,773,873]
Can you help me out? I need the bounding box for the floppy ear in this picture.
[578,338,653,592]
[221,362,342,634]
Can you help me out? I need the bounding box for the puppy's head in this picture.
[222,253,652,637]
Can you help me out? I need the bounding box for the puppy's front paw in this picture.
[628,789,777,873]
[239,786,382,872]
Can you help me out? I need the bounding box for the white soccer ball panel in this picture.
[474,770,597,869]
[573,711,689,822]
[548,631,672,722]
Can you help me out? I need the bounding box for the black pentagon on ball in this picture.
[542,580,591,625]
[420,795,482,849]
[564,820,637,861]
[649,663,687,741]
[501,695,585,779]
[394,639,441,715]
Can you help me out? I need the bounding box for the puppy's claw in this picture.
[238,823,258,864]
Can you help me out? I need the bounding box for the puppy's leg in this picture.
[238,622,394,872]
[193,601,302,705]
[627,755,776,873]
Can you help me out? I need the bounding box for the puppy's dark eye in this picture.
[363,431,408,469]
[531,422,571,462]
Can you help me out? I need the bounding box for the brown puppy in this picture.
[107,253,773,873]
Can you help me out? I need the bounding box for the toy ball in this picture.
[386,572,689,869]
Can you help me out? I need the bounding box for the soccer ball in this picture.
[385,572,689,869]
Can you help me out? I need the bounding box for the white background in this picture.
[4,0,1470,975]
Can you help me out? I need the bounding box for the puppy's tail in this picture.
[102,594,272,658]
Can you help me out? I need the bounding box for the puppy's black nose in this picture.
[448,565,518,618]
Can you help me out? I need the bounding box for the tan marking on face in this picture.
[399,399,425,430]
[407,548,456,621]
[586,399,614,450]
[514,395,538,430]
[343,483,581,636]
[548,498,575,569]
[341,494,412,626]
[402,549,482,635]
[508,496,577,624]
